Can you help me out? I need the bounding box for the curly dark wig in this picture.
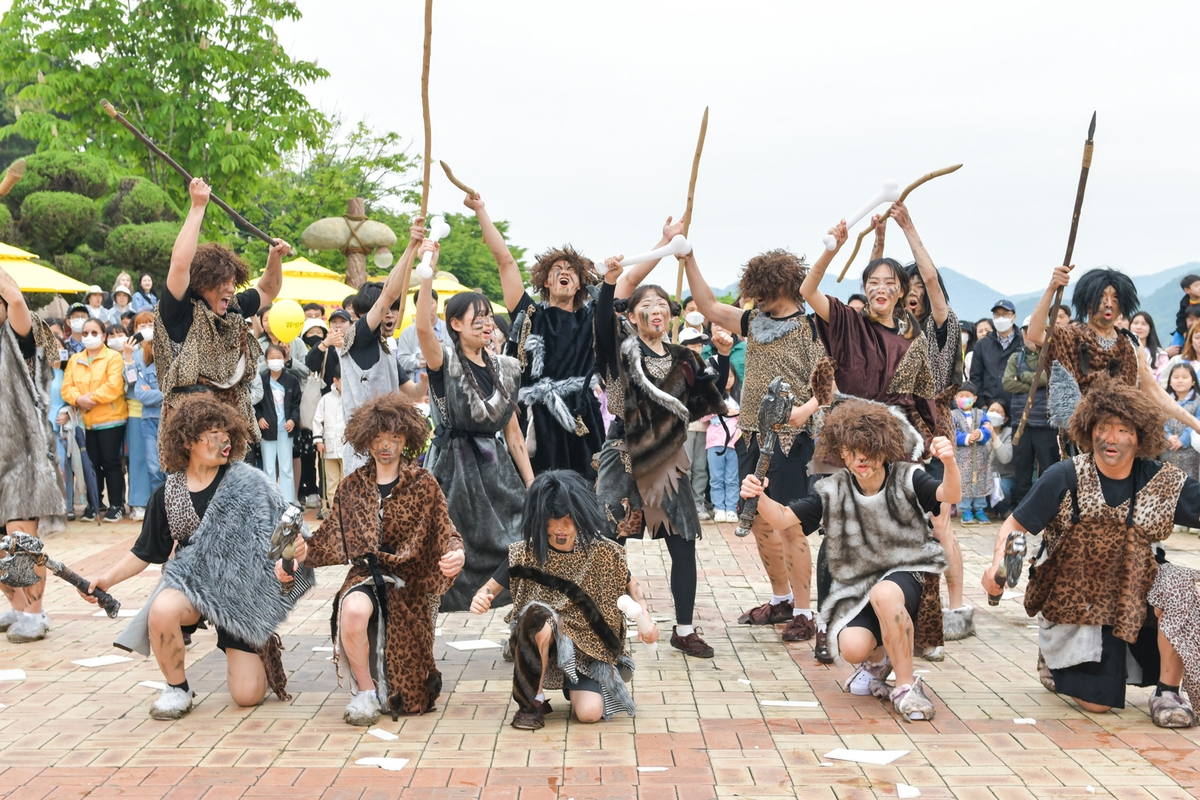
[189,243,251,296]
[343,393,430,460]
[159,394,253,473]
[813,399,913,466]
[1071,267,1138,322]
[529,245,598,307]
[738,249,808,306]
[1067,376,1167,458]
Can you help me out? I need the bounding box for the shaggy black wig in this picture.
[1071,267,1138,322]
[521,470,608,565]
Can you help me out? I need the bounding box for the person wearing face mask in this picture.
[254,344,301,503]
[414,241,532,612]
[968,300,1023,409]
[950,383,994,524]
[62,318,129,523]
[0,265,67,644]
[594,253,729,659]
[463,191,679,479]
[122,312,165,522]
[65,303,91,355]
[985,400,1015,516]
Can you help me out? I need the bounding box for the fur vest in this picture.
[616,332,727,481]
[0,319,65,521]
[1047,324,1140,428]
[816,462,948,662]
[160,462,313,649]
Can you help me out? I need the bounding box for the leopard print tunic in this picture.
[1027,454,1185,643]
[741,310,828,454]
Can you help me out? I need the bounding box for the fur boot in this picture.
[942,605,976,641]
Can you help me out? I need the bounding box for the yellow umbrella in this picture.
[397,271,473,332]
[0,242,37,259]
[0,258,90,293]
[281,256,341,277]
[262,257,354,308]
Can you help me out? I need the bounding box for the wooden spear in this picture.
[1013,112,1096,444]
[672,106,708,339]
[397,0,435,326]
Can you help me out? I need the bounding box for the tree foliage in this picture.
[4,150,112,211]
[0,0,328,210]
[105,220,179,285]
[19,190,97,254]
[102,177,180,227]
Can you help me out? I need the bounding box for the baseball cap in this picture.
[67,302,89,317]
[992,299,1016,314]
[329,309,352,324]
[678,328,707,344]
[1021,315,1031,328]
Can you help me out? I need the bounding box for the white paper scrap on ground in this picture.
[1002,590,1023,600]
[824,749,909,766]
[312,646,334,652]
[738,679,752,685]
[93,608,139,618]
[139,681,168,691]
[637,767,668,772]
[366,728,398,741]
[760,700,819,708]
[1086,787,1096,794]
[0,669,25,682]
[72,655,133,668]
[446,639,501,651]
[356,757,409,771]
[898,784,921,798]
[1014,718,1037,724]
[818,762,834,767]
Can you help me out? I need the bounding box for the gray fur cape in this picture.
[0,319,65,521]
[159,462,314,649]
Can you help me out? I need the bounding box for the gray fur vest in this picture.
[0,320,64,521]
[161,462,313,648]
[816,463,947,662]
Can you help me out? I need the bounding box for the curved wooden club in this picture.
[835,164,963,282]
[440,161,476,199]
[673,106,708,338]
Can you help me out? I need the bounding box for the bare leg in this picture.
[1156,608,1185,686]
[871,581,915,686]
[148,588,201,685]
[751,516,791,597]
[932,504,963,608]
[226,649,267,707]
[779,524,811,611]
[339,592,376,692]
[534,620,553,697]
[569,690,604,723]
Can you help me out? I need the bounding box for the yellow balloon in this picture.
[269,299,305,344]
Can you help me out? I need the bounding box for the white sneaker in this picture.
[711,510,725,523]
[131,507,145,521]
[0,608,20,632]
[344,690,382,726]
[149,686,194,720]
[6,611,48,643]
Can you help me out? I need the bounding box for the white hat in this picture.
[1021,315,1031,328]
[113,285,131,297]
[678,327,706,344]
[301,317,328,335]
[85,284,103,297]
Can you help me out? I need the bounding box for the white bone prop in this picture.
[822,180,901,251]
[617,595,642,617]
[617,235,691,268]
[416,215,452,279]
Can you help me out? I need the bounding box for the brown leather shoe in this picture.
[511,707,546,730]
[670,626,715,658]
[813,628,834,664]
[738,599,793,625]
[780,613,816,642]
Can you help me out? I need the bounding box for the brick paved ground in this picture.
[0,512,1197,799]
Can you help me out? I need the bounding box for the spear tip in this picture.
[1088,111,1097,140]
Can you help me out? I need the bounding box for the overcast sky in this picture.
[18,1,1200,295]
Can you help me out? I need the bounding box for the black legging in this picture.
[85,424,127,510]
[663,534,697,625]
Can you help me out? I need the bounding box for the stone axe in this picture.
[0,533,121,617]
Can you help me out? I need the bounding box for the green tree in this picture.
[0,0,328,212]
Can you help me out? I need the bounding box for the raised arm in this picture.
[415,240,443,372]
[929,436,961,504]
[890,202,946,327]
[166,178,210,301]
[614,216,683,299]
[255,239,292,306]
[0,265,31,336]
[800,220,848,323]
[463,193,524,312]
[682,251,744,332]
[869,214,886,261]
[366,218,425,333]
[1025,265,1073,349]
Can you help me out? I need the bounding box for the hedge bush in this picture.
[5,151,112,211]
[19,191,99,255]
[103,177,180,227]
[105,221,180,284]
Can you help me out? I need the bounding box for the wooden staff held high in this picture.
[672,107,708,339]
[397,0,435,326]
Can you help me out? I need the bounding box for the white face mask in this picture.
[108,337,127,350]
[137,327,154,341]
[986,411,1004,429]
[81,334,102,350]
[992,316,1014,333]
[70,318,86,334]
[267,359,286,373]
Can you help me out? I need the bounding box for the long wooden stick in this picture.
[99,99,274,245]
[1014,112,1096,445]
[399,0,435,326]
[672,106,708,339]
[835,164,962,282]
[440,160,476,198]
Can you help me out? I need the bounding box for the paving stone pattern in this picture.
[0,513,1196,799]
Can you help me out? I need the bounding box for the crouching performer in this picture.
[983,378,1200,727]
[81,394,314,720]
[471,470,659,730]
[289,394,464,726]
[741,399,960,722]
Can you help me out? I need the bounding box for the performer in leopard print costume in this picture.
[984,378,1199,727]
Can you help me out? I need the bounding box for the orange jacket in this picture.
[61,347,129,428]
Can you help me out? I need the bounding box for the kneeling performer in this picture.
[741,399,960,722]
[290,394,464,726]
[81,394,314,719]
[471,470,658,730]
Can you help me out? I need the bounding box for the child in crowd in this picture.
[1172,273,1200,350]
[312,368,346,519]
[706,363,742,523]
[1160,360,1200,480]
[985,399,1014,517]
[951,382,993,524]
[255,343,301,503]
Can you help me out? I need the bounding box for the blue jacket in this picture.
[124,349,162,419]
[48,366,67,432]
[130,291,158,313]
